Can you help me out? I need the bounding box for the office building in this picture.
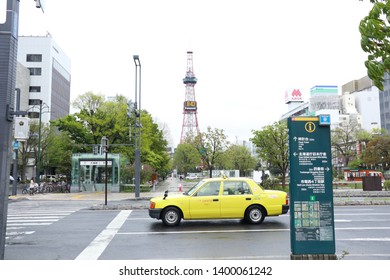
[17,34,71,123]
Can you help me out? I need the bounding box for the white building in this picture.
[342,76,381,131]
[280,86,344,128]
[17,34,71,123]
[280,84,380,132]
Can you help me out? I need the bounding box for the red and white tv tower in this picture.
[180,51,200,143]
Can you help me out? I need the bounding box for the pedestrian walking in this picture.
[349,172,354,182]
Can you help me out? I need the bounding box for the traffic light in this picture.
[128,99,135,118]
[93,145,99,155]
[101,136,108,154]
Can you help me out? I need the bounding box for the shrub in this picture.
[384,180,390,191]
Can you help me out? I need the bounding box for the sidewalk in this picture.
[8,178,390,209]
[8,177,191,209]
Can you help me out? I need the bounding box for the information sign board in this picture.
[288,116,335,255]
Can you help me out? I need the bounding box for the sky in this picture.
[18,0,374,147]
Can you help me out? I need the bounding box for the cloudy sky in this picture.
[18,0,373,146]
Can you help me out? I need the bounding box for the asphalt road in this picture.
[4,199,390,260]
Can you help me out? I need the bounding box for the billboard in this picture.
[285,89,303,104]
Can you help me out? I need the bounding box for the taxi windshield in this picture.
[184,180,206,196]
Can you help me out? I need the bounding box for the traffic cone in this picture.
[179,183,183,192]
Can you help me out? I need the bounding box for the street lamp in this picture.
[31,100,49,185]
[133,55,141,198]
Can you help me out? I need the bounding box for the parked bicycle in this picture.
[21,180,71,194]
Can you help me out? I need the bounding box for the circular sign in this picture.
[305,122,316,133]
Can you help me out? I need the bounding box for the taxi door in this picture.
[219,180,253,218]
[189,181,221,219]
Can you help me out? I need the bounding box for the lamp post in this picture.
[133,55,141,198]
[34,100,49,185]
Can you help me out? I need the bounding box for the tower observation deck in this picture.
[180,51,200,143]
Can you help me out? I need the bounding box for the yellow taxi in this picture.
[149,177,289,226]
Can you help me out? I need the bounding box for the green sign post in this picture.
[288,116,336,259]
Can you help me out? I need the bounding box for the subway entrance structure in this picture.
[71,153,120,193]
[288,115,337,260]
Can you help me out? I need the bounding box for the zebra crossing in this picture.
[6,202,85,243]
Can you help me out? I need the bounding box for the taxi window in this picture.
[195,181,221,196]
[223,181,252,195]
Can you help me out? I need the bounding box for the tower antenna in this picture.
[180,51,200,143]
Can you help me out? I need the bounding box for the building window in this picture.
[28,68,42,76]
[26,54,42,62]
[29,99,42,106]
[29,86,41,92]
[28,112,40,119]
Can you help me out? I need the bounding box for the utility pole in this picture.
[0,0,19,260]
[0,0,43,260]
[101,136,108,205]
[133,55,141,198]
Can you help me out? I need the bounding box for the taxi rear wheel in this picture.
[162,207,182,226]
[245,205,265,224]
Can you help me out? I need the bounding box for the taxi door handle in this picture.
[245,198,251,201]
[213,199,219,202]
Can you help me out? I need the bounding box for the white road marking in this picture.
[75,210,132,260]
[7,216,63,220]
[338,238,390,241]
[336,227,390,230]
[117,226,390,236]
[7,219,59,223]
[335,213,390,216]
[118,228,290,235]
[8,211,76,215]
[6,231,35,236]
[6,209,79,241]
[6,223,52,226]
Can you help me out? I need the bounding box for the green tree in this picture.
[194,127,229,178]
[173,143,202,176]
[18,120,53,181]
[331,119,361,167]
[18,121,39,181]
[45,130,74,179]
[140,112,170,177]
[52,92,170,183]
[364,134,390,168]
[359,0,390,90]
[221,144,257,177]
[251,121,289,188]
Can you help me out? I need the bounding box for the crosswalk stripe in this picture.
[7,231,35,236]
[8,219,60,222]
[6,206,81,242]
[7,223,52,226]
[8,216,63,220]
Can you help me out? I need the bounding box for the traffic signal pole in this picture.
[0,0,19,260]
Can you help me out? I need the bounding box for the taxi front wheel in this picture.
[245,205,265,224]
[162,207,182,226]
